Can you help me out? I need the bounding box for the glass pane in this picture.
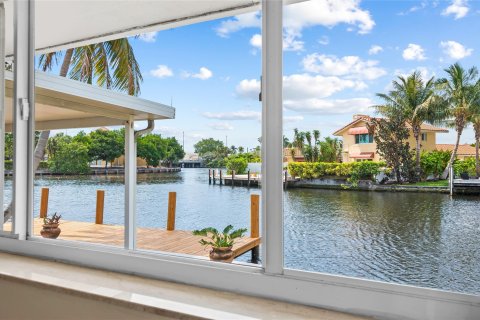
[283,0,480,295]
[2,1,13,234]
[133,12,262,266]
[31,20,128,248]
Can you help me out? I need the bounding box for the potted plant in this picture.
[40,213,62,239]
[193,225,247,262]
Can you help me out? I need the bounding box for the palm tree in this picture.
[375,71,441,179]
[3,39,143,221]
[312,130,320,162]
[469,97,480,177]
[437,63,480,177]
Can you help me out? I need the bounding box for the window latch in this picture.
[19,98,29,121]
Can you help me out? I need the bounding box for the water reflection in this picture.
[10,168,479,294]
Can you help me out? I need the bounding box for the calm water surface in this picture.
[7,168,478,294]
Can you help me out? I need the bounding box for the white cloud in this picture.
[216,12,261,37]
[283,0,375,35]
[442,0,469,19]
[250,34,262,49]
[284,98,373,115]
[302,54,386,80]
[202,111,261,121]
[318,36,329,45]
[138,32,157,43]
[150,65,173,78]
[398,1,428,15]
[394,67,435,82]
[236,79,261,100]
[208,122,234,131]
[217,0,374,51]
[192,67,213,80]
[440,40,473,59]
[402,44,426,61]
[236,74,366,102]
[368,45,383,55]
[183,67,213,80]
[284,115,304,123]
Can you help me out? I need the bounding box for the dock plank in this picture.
[11,219,260,260]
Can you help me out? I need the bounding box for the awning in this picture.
[4,70,175,131]
[348,127,369,135]
[349,152,374,159]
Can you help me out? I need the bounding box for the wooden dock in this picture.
[208,169,298,188]
[6,190,261,263]
[452,178,480,195]
[13,219,260,260]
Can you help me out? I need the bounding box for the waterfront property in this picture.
[1,1,479,319]
[333,114,448,162]
[436,144,477,160]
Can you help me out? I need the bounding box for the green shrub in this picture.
[420,150,451,179]
[288,161,385,185]
[5,160,12,170]
[226,157,248,174]
[453,158,476,177]
[48,141,91,174]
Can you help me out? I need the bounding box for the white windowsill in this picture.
[0,252,368,320]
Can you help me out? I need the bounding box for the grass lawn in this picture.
[399,180,449,187]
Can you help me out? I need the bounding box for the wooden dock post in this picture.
[95,190,105,224]
[247,170,251,188]
[250,194,260,263]
[167,192,177,231]
[39,187,49,218]
[213,169,216,185]
[284,170,288,190]
[208,169,212,184]
[219,169,223,185]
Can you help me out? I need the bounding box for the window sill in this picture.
[0,252,367,320]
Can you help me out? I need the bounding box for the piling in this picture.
[208,169,212,184]
[219,169,223,185]
[95,190,105,224]
[232,170,236,188]
[213,169,216,185]
[39,187,49,218]
[167,192,177,231]
[284,170,288,190]
[250,194,260,263]
[247,170,251,188]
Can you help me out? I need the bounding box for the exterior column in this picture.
[13,0,34,239]
[124,118,136,250]
[261,0,284,274]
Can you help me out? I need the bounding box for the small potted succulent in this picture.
[41,213,62,239]
[193,225,247,262]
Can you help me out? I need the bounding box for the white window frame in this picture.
[1,1,478,319]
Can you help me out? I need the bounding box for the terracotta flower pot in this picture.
[209,246,234,262]
[40,223,61,239]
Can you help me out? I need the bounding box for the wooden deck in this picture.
[5,219,261,261]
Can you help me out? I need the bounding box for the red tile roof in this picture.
[436,144,476,156]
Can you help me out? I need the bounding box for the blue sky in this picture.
[63,0,480,152]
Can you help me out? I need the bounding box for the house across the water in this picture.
[436,144,477,160]
[333,114,449,162]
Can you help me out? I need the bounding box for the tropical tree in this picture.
[470,99,480,177]
[375,71,442,179]
[319,137,342,162]
[436,63,480,177]
[137,134,165,167]
[88,129,124,169]
[0,38,144,221]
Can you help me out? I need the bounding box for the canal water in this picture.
[5,168,479,294]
